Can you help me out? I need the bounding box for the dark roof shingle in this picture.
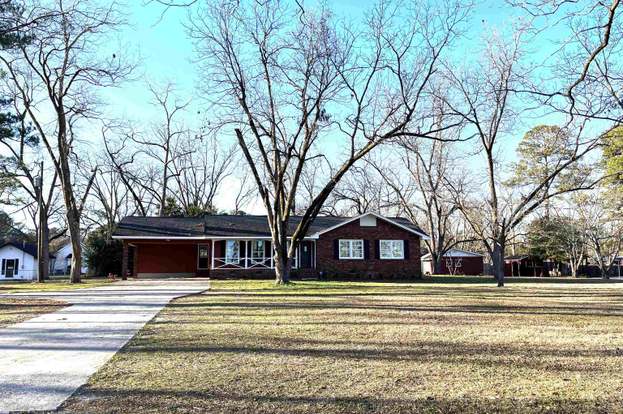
[113,214,428,239]
[0,240,56,258]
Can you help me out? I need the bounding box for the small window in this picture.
[339,239,364,259]
[225,240,240,264]
[380,240,404,259]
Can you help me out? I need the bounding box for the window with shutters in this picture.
[379,240,404,259]
[338,239,364,259]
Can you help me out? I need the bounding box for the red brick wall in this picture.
[316,218,422,279]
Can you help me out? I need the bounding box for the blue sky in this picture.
[104,0,522,124]
[91,0,602,214]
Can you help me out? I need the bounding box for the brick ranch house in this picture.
[113,212,429,279]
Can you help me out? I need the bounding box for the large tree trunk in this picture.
[37,219,50,283]
[432,253,444,274]
[67,215,82,283]
[272,219,292,285]
[491,241,505,287]
[274,255,292,285]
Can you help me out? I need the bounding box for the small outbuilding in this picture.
[421,249,484,275]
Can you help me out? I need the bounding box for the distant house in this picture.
[504,255,546,277]
[112,212,429,279]
[421,249,484,275]
[0,241,55,281]
[50,239,88,276]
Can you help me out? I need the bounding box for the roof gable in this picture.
[309,212,429,239]
[112,213,429,240]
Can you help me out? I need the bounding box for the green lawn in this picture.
[60,279,623,413]
[0,277,113,293]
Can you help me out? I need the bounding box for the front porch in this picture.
[121,239,316,278]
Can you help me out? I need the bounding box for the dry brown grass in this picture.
[61,280,623,414]
[0,278,112,293]
[0,298,66,328]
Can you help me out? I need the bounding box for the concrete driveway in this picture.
[0,278,210,413]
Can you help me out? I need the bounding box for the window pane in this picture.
[339,240,350,258]
[380,240,391,258]
[393,241,403,258]
[225,240,239,263]
[252,240,264,259]
[352,240,363,258]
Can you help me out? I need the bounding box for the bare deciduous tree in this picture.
[133,83,192,216]
[441,30,600,286]
[322,166,393,217]
[0,0,132,283]
[508,0,623,122]
[371,135,469,275]
[575,192,623,278]
[190,0,470,283]
[170,133,238,215]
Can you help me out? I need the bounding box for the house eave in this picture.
[112,235,318,240]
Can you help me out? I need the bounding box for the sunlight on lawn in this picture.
[60,279,623,414]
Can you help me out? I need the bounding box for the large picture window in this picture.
[225,240,240,264]
[379,240,404,259]
[339,239,364,259]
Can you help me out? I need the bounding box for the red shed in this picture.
[421,249,484,275]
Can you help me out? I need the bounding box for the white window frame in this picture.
[379,240,404,260]
[338,239,364,260]
[225,240,240,264]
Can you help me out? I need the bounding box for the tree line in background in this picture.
[0,0,621,286]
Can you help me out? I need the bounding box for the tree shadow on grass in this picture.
[168,300,623,317]
[60,385,623,414]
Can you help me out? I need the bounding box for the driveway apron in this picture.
[0,279,210,413]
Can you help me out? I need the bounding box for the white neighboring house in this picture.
[0,241,51,281]
[50,240,88,275]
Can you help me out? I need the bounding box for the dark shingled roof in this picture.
[0,240,56,258]
[113,214,428,239]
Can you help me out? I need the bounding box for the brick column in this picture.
[132,245,138,278]
[121,241,128,280]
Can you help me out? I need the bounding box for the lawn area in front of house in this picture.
[0,298,66,328]
[0,277,113,293]
[60,279,623,414]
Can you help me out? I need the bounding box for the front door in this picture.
[197,244,210,276]
[5,259,16,278]
[300,242,313,269]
